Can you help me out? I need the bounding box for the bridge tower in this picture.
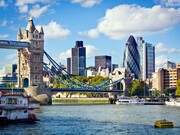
[17,17,44,88]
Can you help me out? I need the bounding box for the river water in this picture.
[0,104,180,135]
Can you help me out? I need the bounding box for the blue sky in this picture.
[0,0,180,74]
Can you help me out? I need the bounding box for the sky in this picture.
[0,0,180,74]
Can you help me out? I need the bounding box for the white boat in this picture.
[115,96,144,105]
[0,91,40,125]
[165,98,180,106]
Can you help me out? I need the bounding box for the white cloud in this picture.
[155,42,180,53]
[71,0,102,8]
[154,0,180,7]
[19,5,28,13]
[82,5,180,40]
[0,53,17,73]
[15,0,51,6]
[15,0,51,17]
[84,45,98,58]
[37,21,71,39]
[1,20,7,26]
[78,29,99,39]
[0,0,7,7]
[0,34,8,38]
[29,4,49,18]
[59,49,71,64]
[155,55,168,69]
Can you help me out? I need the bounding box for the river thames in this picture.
[0,104,180,135]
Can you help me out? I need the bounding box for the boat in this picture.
[165,98,180,106]
[0,91,40,125]
[115,96,144,105]
[154,119,174,128]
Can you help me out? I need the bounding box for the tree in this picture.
[128,79,144,96]
[164,88,169,96]
[176,79,180,96]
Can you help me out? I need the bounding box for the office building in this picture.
[5,64,17,77]
[95,56,111,72]
[123,35,140,79]
[164,60,176,69]
[112,64,119,72]
[71,41,86,76]
[67,58,71,74]
[137,37,155,80]
[152,63,180,94]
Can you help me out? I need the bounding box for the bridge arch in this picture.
[23,78,29,88]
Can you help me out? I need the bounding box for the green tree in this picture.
[129,79,144,96]
[164,88,169,96]
[176,79,180,96]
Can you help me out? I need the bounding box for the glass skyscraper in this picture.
[95,56,111,72]
[123,35,140,79]
[137,37,155,80]
[71,41,86,76]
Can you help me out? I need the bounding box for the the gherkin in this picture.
[123,35,140,79]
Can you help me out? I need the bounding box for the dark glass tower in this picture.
[95,56,111,72]
[71,41,86,76]
[123,35,140,79]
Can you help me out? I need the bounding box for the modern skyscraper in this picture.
[164,60,176,69]
[137,37,155,80]
[67,58,71,74]
[112,64,119,72]
[5,64,17,77]
[123,35,140,79]
[95,56,111,72]
[71,41,86,76]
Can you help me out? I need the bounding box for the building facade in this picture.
[95,56,111,72]
[17,17,44,88]
[71,41,86,76]
[164,60,176,69]
[5,64,17,77]
[123,35,140,79]
[112,64,119,72]
[152,63,180,94]
[137,37,155,80]
[67,58,71,74]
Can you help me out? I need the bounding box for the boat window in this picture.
[24,110,27,113]
[0,100,1,104]
[7,98,17,104]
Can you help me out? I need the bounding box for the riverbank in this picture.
[52,97,109,104]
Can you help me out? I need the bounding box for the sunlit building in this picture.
[137,37,155,80]
[71,41,86,76]
[123,35,140,79]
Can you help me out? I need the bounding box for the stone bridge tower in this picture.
[17,17,44,88]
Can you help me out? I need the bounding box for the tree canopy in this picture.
[128,79,144,96]
[176,79,180,96]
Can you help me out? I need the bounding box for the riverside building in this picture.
[152,63,180,94]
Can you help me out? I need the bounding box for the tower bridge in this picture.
[0,17,124,104]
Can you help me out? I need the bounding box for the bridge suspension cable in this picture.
[44,51,124,90]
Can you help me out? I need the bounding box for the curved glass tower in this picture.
[123,35,140,79]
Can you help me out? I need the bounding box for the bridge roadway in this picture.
[0,87,123,93]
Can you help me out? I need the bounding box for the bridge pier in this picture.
[24,86,52,105]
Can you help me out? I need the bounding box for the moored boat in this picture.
[165,98,180,106]
[115,96,144,105]
[0,91,40,125]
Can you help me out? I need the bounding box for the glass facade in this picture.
[137,37,155,80]
[71,41,86,76]
[95,56,111,72]
[123,35,140,79]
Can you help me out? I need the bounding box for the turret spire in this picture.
[26,16,36,33]
[40,25,44,34]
